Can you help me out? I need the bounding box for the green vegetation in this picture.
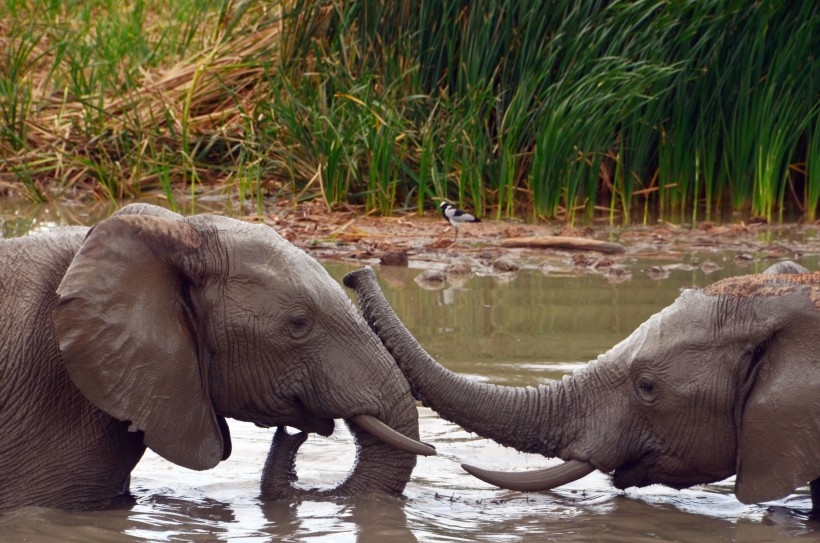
[1,0,818,223]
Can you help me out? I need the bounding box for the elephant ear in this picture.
[54,213,226,470]
[733,276,820,504]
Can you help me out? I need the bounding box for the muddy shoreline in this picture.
[3,197,819,280]
[254,202,820,281]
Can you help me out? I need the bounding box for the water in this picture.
[1,415,816,542]
[1,201,818,542]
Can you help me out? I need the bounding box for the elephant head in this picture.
[43,204,431,502]
[343,263,820,509]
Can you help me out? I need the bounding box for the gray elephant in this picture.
[343,263,820,511]
[0,203,433,510]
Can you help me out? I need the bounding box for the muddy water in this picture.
[1,203,819,542]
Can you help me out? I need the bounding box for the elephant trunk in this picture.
[261,397,420,498]
[261,336,424,498]
[332,378,424,496]
[343,267,600,491]
[343,267,574,458]
[337,412,419,495]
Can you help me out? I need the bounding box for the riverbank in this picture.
[2,196,818,282]
[267,201,819,280]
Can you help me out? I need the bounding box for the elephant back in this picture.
[702,271,820,308]
[0,227,144,509]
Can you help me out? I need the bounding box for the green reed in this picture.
[309,0,818,221]
[807,119,820,222]
[1,0,817,223]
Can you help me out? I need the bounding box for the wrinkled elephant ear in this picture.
[734,278,820,504]
[53,213,226,470]
[736,349,820,503]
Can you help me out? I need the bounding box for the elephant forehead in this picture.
[188,214,293,257]
[223,227,346,299]
[649,291,709,332]
[606,290,710,360]
[205,220,317,270]
[184,216,351,307]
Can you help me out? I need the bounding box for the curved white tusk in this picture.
[462,459,595,492]
[351,415,437,456]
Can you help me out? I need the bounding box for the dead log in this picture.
[501,236,625,254]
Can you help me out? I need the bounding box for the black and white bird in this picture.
[439,201,481,242]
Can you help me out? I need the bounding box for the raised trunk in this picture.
[343,267,579,459]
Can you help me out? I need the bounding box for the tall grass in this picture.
[807,118,820,222]
[1,0,286,206]
[0,0,817,223]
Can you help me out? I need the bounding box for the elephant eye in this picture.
[636,376,657,404]
[287,315,311,339]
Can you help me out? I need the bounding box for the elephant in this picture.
[343,262,820,511]
[0,203,433,510]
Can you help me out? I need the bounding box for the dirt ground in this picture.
[249,201,820,279]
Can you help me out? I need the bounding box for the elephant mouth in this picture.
[280,414,435,456]
[255,413,336,437]
[611,462,651,489]
[294,417,336,437]
[613,467,701,490]
[612,455,728,491]
[295,394,435,455]
[609,449,669,490]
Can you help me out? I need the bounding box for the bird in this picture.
[439,201,481,242]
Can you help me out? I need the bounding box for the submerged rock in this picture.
[492,257,520,273]
[446,259,474,275]
[414,269,447,290]
[380,250,409,267]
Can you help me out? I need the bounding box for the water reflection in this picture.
[0,196,237,239]
[0,200,111,238]
[341,258,793,385]
[1,200,818,541]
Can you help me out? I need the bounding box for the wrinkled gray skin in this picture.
[344,262,820,511]
[0,204,424,510]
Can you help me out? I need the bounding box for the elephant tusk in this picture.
[351,415,436,456]
[461,459,595,492]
